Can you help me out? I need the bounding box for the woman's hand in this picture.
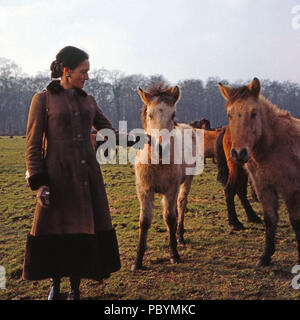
[36,185,50,208]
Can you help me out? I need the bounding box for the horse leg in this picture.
[257,188,278,267]
[286,193,300,265]
[162,192,180,264]
[236,169,262,224]
[291,219,300,265]
[224,173,244,230]
[249,175,259,202]
[131,189,154,271]
[176,176,194,245]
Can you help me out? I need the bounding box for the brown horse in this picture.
[216,126,262,230]
[132,83,198,271]
[190,118,212,130]
[219,77,300,267]
[190,119,219,163]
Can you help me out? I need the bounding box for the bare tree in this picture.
[0,57,300,135]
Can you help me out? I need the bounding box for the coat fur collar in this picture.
[46,80,87,97]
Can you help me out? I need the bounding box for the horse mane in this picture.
[260,96,291,118]
[260,96,297,138]
[226,86,252,107]
[226,83,299,148]
[254,95,300,153]
[226,84,292,121]
[147,83,170,95]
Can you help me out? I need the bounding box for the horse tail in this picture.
[215,128,228,186]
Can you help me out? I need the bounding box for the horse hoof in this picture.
[230,222,245,231]
[170,256,181,264]
[248,216,263,224]
[177,237,185,245]
[131,263,143,272]
[256,256,271,267]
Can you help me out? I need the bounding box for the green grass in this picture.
[0,136,300,300]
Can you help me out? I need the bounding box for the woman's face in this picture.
[67,59,90,89]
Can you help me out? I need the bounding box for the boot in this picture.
[67,277,81,300]
[48,278,61,300]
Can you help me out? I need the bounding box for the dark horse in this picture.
[189,118,212,130]
[216,126,262,230]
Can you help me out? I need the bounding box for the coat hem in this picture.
[22,229,121,281]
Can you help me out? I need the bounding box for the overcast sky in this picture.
[0,0,300,84]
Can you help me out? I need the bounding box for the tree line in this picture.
[1,57,300,135]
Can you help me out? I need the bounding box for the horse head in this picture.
[138,83,179,134]
[218,78,263,164]
[137,83,180,162]
[190,119,211,130]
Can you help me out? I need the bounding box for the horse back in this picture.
[204,129,219,157]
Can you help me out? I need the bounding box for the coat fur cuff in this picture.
[28,173,49,190]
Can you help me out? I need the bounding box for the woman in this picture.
[23,46,121,300]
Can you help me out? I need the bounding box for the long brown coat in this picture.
[23,80,120,281]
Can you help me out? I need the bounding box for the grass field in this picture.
[0,136,300,300]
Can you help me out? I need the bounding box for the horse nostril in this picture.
[239,148,248,161]
[231,149,238,160]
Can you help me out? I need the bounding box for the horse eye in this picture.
[251,112,257,119]
[227,114,232,120]
[148,113,153,119]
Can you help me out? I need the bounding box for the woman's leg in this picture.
[48,277,61,300]
[67,277,81,300]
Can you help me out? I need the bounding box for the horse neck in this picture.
[252,98,285,159]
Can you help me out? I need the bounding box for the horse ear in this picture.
[218,83,233,101]
[248,77,261,98]
[138,88,152,105]
[170,86,180,103]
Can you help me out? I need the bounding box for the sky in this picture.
[0,0,300,84]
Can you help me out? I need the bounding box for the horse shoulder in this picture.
[245,158,272,194]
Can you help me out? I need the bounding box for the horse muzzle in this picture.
[231,147,250,164]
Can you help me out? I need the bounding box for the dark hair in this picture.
[50,46,89,78]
